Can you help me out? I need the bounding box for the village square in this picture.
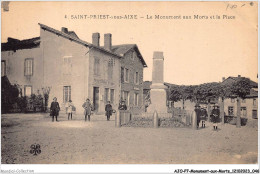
[1,22,258,164]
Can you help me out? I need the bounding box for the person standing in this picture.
[118,100,127,110]
[82,98,93,121]
[105,101,113,121]
[194,104,201,129]
[211,104,220,130]
[67,100,75,120]
[200,106,208,128]
[50,97,60,122]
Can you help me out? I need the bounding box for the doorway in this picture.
[93,87,99,112]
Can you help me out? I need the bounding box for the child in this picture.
[67,100,74,120]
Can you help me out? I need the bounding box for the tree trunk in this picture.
[236,97,241,128]
[218,97,224,124]
[182,99,185,117]
[220,97,225,124]
[207,100,211,122]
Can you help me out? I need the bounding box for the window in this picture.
[110,89,114,104]
[135,72,139,84]
[252,110,257,119]
[63,86,71,103]
[1,60,6,76]
[125,68,129,82]
[231,98,235,103]
[94,58,100,75]
[24,58,33,76]
[122,91,129,106]
[104,88,109,103]
[253,98,257,106]
[63,57,72,75]
[121,67,124,82]
[134,93,139,106]
[24,86,32,96]
[242,99,246,103]
[228,106,234,116]
[241,107,247,117]
[130,51,134,60]
[108,59,113,80]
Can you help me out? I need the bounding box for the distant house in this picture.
[143,75,258,119]
[1,23,147,114]
[222,75,258,119]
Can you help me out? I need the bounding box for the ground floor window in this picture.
[110,89,114,104]
[121,91,129,106]
[1,60,6,77]
[241,107,247,117]
[104,88,109,103]
[228,106,234,116]
[24,86,32,97]
[63,86,71,103]
[252,110,257,119]
[134,93,139,106]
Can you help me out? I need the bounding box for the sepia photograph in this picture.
[0,1,259,172]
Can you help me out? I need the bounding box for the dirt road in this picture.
[1,113,258,164]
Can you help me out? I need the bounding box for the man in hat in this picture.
[194,104,201,129]
[200,106,208,128]
[82,98,93,121]
[105,101,113,121]
[118,100,127,111]
[50,97,60,122]
[211,104,220,130]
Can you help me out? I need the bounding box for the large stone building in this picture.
[1,23,147,114]
[111,44,147,114]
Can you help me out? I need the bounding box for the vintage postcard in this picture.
[1,1,258,173]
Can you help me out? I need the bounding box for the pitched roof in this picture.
[38,23,122,59]
[1,37,40,51]
[111,44,147,67]
[67,31,79,39]
[222,76,258,88]
[111,44,135,55]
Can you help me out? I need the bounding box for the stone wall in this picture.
[120,50,144,115]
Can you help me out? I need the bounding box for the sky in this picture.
[1,1,258,85]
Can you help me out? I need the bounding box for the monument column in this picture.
[147,52,168,113]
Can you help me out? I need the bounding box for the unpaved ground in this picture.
[1,113,258,164]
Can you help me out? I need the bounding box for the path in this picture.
[1,113,258,164]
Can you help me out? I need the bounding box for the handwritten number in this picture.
[226,4,237,10]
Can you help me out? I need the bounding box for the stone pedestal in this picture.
[147,52,168,113]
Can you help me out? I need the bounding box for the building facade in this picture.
[112,45,147,114]
[1,24,147,115]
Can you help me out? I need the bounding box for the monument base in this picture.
[147,88,168,113]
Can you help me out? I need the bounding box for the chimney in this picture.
[92,33,100,47]
[222,77,226,82]
[61,27,68,34]
[238,75,241,78]
[104,33,112,51]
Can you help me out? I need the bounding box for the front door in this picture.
[93,87,99,112]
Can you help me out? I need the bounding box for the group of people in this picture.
[195,104,220,131]
[49,97,128,122]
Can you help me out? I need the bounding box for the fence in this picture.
[140,109,193,126]
[115,110,132,127]
[116,109,195,128]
